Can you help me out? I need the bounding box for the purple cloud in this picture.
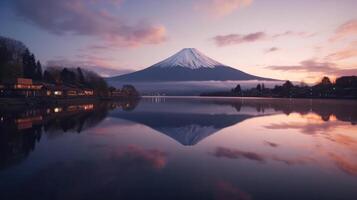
[213,32,266,46]
[213,31,314,46]
[267,59,357,77]
[11,0,167,47]
[212,146,265,162]
[267,59,338,73]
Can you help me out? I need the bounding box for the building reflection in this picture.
[0,99,140,169]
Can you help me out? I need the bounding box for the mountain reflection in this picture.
[111,98,357,146]
[0,99,139,169]
[111,112,253,145]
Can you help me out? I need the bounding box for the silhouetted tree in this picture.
[60,68,76,85]
[43,70,55,83]
[23,49,35,79]
[320,76,332,86]
[77,67,85,85]
[0,45,23,80]
[256,84,262,92]
[35,61,42,80]
[231,84,242,96]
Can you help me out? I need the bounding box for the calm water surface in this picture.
[0,97,356,200]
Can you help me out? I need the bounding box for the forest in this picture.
[201,76,357,99]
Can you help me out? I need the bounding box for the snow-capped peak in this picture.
[151,48,225,69]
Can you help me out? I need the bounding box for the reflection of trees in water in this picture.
[0,99,140,169]
[211,98,357,124]
[0,124,41,170]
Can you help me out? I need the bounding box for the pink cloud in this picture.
[330,19,357,42]
[12,0,167,48]
[327,49,357,61]
[196,0,253,18]
[214,181,252,200]
[326,41,357,61]
[328,153,357,176]
[113,145,167,170]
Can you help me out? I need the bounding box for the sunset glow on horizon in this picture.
[1,0,356,83]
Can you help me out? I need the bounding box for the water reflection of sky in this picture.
[0,98,356,200]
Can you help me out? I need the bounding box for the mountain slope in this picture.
[109,48,273,82]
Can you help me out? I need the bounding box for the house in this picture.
[41,83,64,97]
[109,89,123,97]
[0,78,43,97]
[0,79,95,98]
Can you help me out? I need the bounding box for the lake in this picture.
[0,97,356,200]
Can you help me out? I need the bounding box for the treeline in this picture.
[43,67,109,96]
[0,36,42,81]
[0,36,139,97]
[201,76,357,99]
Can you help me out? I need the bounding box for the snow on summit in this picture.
[152,48,225,69]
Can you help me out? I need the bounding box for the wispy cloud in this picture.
[327,49,357,61]
[267,59,338,73]
[196,0,253,18]
[213,32,266,46]
[211,146,312,166]
[46,57,133,77]
[213,31,313,46]
[211,146,265,162]
[113,145,167,170]
[272,31,315,38]
[267,59,357,78]
[329,19,357,42]
[214,181,252,200]
[11,0,167,47]
[265,47,279,53]
[326,41,357,61]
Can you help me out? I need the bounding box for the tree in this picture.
[320,76,332,86]
[77,67,85,85]
[60,68,77,85]
[231,84,242,95]
[122,85,139,97]
[256,84,262,92]
[282,81,293,89]
[35,61,43,80]
[22,49,39,80]
[43,70,55,83]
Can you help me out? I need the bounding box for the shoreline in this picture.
[143,95,357,100]
[0,96,140,106]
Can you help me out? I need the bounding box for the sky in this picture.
[0,0,356,83]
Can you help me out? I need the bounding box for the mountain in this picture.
[109,48,272,82]
[110,111,252,146]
